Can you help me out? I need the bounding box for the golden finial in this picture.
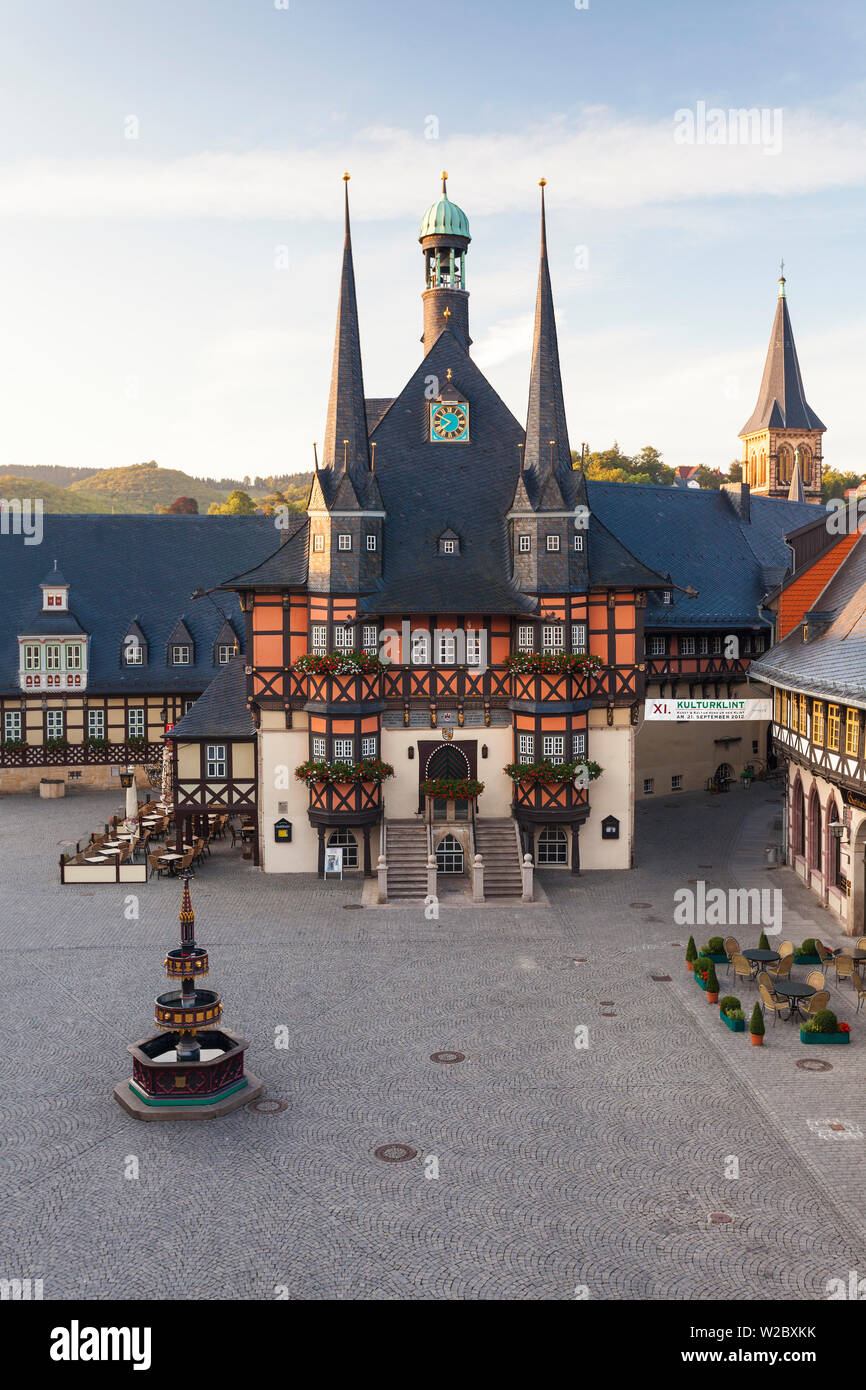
[370,441,377,473]
[342,439,349,469]
[441,170,448,192]
[342,171,350,182]
[443,306,451,320]
[539,177,547,187]
[313,442,318,471]
[446,367,452,380]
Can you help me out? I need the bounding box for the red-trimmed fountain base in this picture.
[113,1027,264,1121]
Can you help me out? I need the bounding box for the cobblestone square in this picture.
[2,785,865,1300]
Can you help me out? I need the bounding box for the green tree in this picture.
[208,489,257,515]
[822,470,865,503]
[728,460,743,483]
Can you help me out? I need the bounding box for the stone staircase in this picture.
[385,821,428,900]
[474,818,523,898]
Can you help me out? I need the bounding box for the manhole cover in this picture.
[651,974,672,982]
[342,904,364,910]
[709,1212,734,1225]
[629,902,652,908]
[796,1059,833,1073]
[373,1144,418,1162]
[246,1098,288,1114]
[430,1051,465,1064]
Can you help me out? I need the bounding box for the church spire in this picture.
[523,179,572,477]
[739,269,825,437]
[321,173,370,475]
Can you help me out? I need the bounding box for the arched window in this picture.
[327,827,358,869]
[808,788,822,872]
[799,446,811,485]
[759,451,767,487]
[749,453,757,486]
[792,778,805,858]
[436,833,464,874]
[826,800,842,887]
[715,762,734,786]
[777,445,793,485]
[537,825,568,865]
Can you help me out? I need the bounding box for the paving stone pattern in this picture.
[1,785,864,1299]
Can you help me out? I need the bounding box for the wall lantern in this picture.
[408,747,415,760]
[481,745,488,759]
[274,818,292,843]
[119,772,134,789]
[159,705,168,724]
[601,815,620,840]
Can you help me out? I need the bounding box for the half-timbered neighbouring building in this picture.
[751,531,866,937]
[0,516,278,793]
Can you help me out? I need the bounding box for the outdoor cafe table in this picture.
[771,979,816,1021]
[742,948,780,973]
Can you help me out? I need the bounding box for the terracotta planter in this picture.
[707,991,719,1004]
[686,960,694,972]
[749,1033,763,1046]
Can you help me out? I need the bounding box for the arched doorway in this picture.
[425,744,470,781]
[715,762,734,788]
[435,833,464,874]
[826,798,842,888]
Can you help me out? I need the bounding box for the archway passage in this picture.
[425,744,470,781]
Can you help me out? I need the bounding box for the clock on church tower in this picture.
[430,369,470,443]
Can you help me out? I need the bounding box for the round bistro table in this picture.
[770,978,816,1022]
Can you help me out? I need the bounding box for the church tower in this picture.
[419,172,472,354]
[739,269,825,503]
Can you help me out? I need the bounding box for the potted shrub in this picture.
[719,996,745,1032]
[700,936,727,965]
[749,1002,765,1046]
[758,930,770,952]
[794,938,821,966]
[694,956,712,990]
[685,936,697,972]
[705,961,720,1004]
[800,1009,851,1045]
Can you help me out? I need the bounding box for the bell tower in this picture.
[419,172,471,355]
[739,268,825,503]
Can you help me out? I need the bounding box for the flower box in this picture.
[695,974,709,991]
[720,1010,745,1032]
[799,1029,850,1045]
[705,952,728,965]
[794,954,821,965]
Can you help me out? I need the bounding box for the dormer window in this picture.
[125,644,144,665]
[44,590,66,609]
[519,535,531,553]
[171,645,191,666]
[216,644,234,665]
[438,529,460,556]
[338,534,352,551]
[546,535,560,552]
[662,590,672,605]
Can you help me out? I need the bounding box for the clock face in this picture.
[431,401,469,443]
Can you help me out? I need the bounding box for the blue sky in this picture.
[1,0,864,480]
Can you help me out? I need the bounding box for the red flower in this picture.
[840,1022,851,1033]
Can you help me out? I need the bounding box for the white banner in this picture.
[644,698,773,722]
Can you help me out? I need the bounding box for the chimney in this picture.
[722,481,750,524]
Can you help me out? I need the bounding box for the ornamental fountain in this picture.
[114,870,262,1120]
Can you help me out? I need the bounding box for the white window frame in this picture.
[361,735,377,759]
[662,590,672,605]
[124,639,144,665]
[45,644,61,671]
[574,534,584,552]
[312,736,326,760]
[571,623,587,653]
[411,632,430,665]
[311,624,327,656]
[206,743,227,778]
[649,635,666,657]
[680,635,696,656]
[543,734,565,764]
[517,625,534,653]
[338,533,352,551]
[546,534,560,552]
[66,644,83,670]
[171,645,191,666]
[698,635,709,655]
[217,644,233,664]
[572,732,586,758]
[333,737,354,761]
[643,778,654,794]
[4,710,22,741]
[362,624,378,655]
[671,775,682,791]
[518,734,534,760]
[87,708,105,740]
[24,644,40,671]
[711,634,722,655]
[313,533,325,553]
[518,534,531,553]
[465,632,482,666]
[334,626,353,650]
[541,625,564,654]
[441,539,456,555]
[127,708,146,739]
[366,533,377,552]
[437,632,457,664]
[45,709,64,739]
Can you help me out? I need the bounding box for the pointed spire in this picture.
[321,173,370,474]
[523,179,572,476]
[740,269,825,435]
[788,454,805,502]
[178,869,195,946]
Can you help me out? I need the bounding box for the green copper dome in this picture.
[419,175,470,241]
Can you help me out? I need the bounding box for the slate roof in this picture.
[165,655,255,740]
[750,534,866,705]
[586,482,818,628]
[321,180,372,491]
[522,183,577,496]
[0,515,278,695]
[40,563,69,587]
[740,284,826,436]
[356,328,538,617]
[223,514,309,589]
